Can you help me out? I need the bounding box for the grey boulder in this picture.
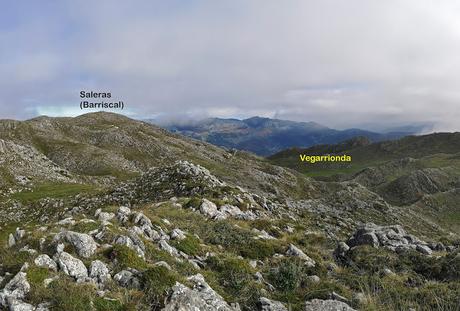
[54,252,88,280]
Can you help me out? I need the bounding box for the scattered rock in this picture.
[117,206,132,224]
[8,234,16,247]
[7,298,36,311]
[306,275,320,283]
[154,261,172,270]
[114,235,145,258]
[199,199,219,218]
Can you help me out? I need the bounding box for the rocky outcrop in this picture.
[381,168,453,204]
[163,274,238,311]
[337,223,435,257]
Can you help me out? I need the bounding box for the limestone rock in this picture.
[113,235,145,258]
[170,228,186,240]
[286,244,316,267]
[54,252,88,280]
[0,272,30,307]
[54,231,98,258]
[342,223,434,255]
[200,199,218,218]
[34,254,58,272]
[90,260,111,284]
[113,270,140,289]
[163,274,237,311]
[304,299,356,311]
[258,297,288,311]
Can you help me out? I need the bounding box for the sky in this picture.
[1,0,460,132]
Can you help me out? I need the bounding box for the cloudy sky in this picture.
[1,0,460,131]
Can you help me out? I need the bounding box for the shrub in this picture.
[347,245,402,273]
[206,256,260,310]
[240,239,281,260]
[205,222,252,249]
[185,197,202,209]
[267,258,305,292]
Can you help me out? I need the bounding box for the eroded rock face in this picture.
[54,252,88,280]
[304,299,356,311]
[163,274,238,311]
[344,223,433,255]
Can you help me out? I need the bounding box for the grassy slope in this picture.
[0,112,314,200]
[268,133,460,178]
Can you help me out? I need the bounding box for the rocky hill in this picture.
[157,117,410,156]
[269,133,460,235]
[0,113,459,311]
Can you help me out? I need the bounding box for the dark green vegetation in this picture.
[159,116,412,156]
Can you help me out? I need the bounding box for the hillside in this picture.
[156,117,411,156]
[0,113,459,311]
[269,133,460,233]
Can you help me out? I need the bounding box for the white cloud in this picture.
[0,0,460,131]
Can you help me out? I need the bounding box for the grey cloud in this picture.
[0,0,459,131]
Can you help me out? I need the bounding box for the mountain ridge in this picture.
[153,116,417,156]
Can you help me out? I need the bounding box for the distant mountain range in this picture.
[150,116,419,156]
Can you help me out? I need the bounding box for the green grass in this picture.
[107,244,148,271]
[170,235,202,256]
[11,183,99,203]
